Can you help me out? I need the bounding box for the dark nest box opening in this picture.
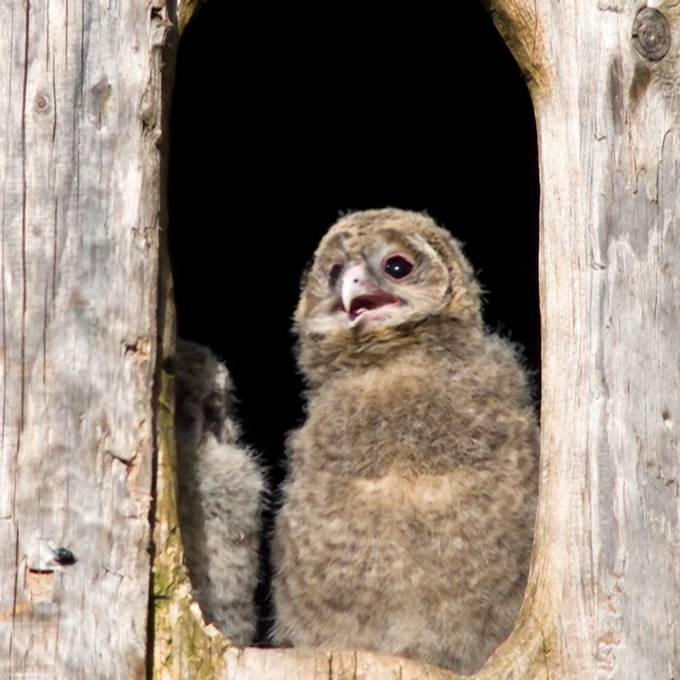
[168,0,539,643]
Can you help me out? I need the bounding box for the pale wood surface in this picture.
[0,0,173,677]
[489,0,680,677]
[223,647,459,680]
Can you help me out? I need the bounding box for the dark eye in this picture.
[383,255,414,280]
[329,263,343,287]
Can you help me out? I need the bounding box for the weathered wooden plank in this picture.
[533,3,680,678]
[483,1,680,678]
[0,0,173,677]
[222,647,459,680]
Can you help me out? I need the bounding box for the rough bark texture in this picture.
[0,0,174,677]
[529,1,680,677]
[485,0,680,677]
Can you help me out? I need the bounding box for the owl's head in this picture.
[295,209,483,379]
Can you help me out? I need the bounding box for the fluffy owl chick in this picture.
[173,339,265,647]
[272,209,538,674]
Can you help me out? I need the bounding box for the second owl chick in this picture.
[174,339,265,647]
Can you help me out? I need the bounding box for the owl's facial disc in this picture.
[341,263,403,325]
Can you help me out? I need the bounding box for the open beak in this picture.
[341,264,401,322]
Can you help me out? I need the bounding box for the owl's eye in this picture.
[329,263,343,287]
[383,255,414,280]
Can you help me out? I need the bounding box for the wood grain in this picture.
[489,1,680,677]
[0,0,174,677]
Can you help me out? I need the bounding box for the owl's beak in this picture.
[341,264,371,314]
[341,264,400,323]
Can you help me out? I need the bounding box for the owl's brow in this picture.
[319,232,351,262]
[377,227,417,251]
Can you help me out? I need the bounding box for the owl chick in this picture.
[272,209,538,674]
[173,339,265,647]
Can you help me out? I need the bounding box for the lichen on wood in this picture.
[152,276,231,680]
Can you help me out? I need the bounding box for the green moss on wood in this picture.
[152,279,231,679]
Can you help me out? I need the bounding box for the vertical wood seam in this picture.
[19,0,30,445]
[0,0,14,522]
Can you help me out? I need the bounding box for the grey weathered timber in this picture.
[537,2,680,677]
[0,0,174,677]
[482,1,680,678]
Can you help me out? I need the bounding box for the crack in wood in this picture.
[18,0,30,454]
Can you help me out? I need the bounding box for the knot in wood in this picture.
[34,93,50,113]
[632,7,671,62]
